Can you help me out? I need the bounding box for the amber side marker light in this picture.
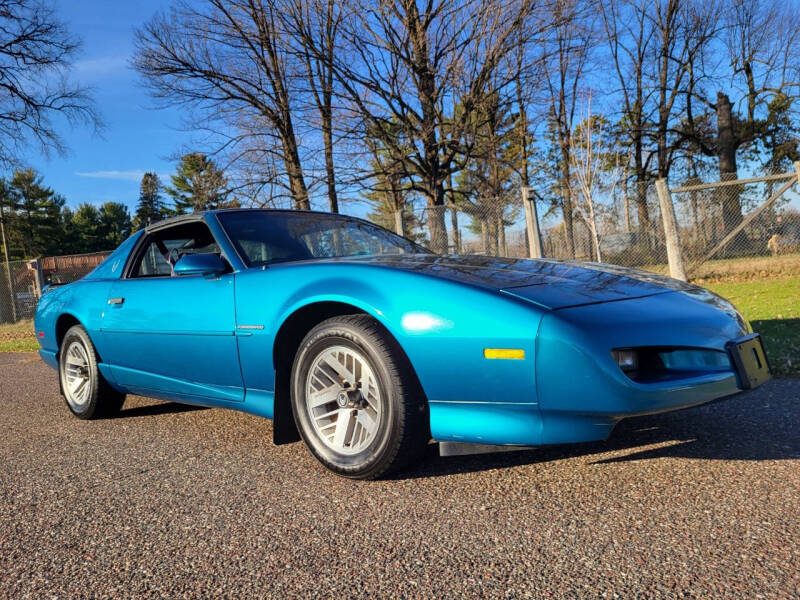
[483,348,525,360]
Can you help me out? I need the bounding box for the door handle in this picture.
[108,297,125,305]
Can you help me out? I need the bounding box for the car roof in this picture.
[144,208,350,233]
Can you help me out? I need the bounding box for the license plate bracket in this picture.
[726,333,771,390]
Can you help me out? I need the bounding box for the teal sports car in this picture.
[34,209,771,478]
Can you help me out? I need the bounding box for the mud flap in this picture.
[272,370,301,445]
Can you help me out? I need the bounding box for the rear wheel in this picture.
[290,315,429,479]
[59,325,125,419]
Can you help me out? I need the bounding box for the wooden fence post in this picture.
[656,178,687,281]
[31,259,44,298]
[522,187,543,259]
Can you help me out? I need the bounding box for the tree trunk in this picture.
[559,163,575,258]
[487,216,499,256]
[621,174,631,233]
[425,184,448,254]
[700,195,711,245]
[321,104,338,213]
[715,92,744,235]
[446,171,460,253]
[635,177,651,250]
[690,188,702,245]
[515,69,531,256]
[498,214,506,256]
[320,0,338,213]
[562,191,575,259]
[388,177,404,236]
[280,120,310,210]
[405,2,447,254]
[515,36,530,190]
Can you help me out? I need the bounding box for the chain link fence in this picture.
[669,172,800,279]
[0,251,109,324]
[360,164,800,282]
[366,187,672,267]
[539,186,669,269]
[0,260,39,323]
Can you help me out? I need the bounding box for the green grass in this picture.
[706,278,800,378]
[0,319,39,352]
[691,252,800,284]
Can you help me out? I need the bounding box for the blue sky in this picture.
[18,1,188,211]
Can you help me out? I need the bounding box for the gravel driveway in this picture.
[1,353,798,598]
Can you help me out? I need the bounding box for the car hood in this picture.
[335,254,697,309]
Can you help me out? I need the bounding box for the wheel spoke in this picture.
[68,376,84,395]
[320,351,355,383]
[76,379,89,402]
[71,343,87,364]
[305,344,383,456]
[332,409,353,449]
[307,385,339,409]
[356,410,377,438]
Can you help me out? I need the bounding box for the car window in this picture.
[131,221,222,278]
[218,211,428,267]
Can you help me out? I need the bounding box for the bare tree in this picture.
[600,0,654,243]
[134,0,311,209]
[541,0,593,259]
[650,0,719,179]
[682,0,800,235]
[286,0,343,212]
[570,97,622,262]
[0,0,100,168]
[299,0,543,252]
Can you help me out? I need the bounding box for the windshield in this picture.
[218,211,429,267]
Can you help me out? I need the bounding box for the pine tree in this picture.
[58,206,79,255]
[5,169,65,258]
[134,172,164,230]
[99,202,132,248]
[71,203,103,252]
[166,153,235,213]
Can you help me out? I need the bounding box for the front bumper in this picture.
[429,367,743,448]
[529,292,757,446]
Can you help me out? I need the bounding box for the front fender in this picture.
[234,263,545,407]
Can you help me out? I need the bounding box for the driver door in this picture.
[100,219,243,403]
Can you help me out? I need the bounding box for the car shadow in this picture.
[114,401,209,419]
[392,379,800,480]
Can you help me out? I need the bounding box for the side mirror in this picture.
[173,253,227,277]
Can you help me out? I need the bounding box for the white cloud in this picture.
[75,170,147,181]
[73,56,129,79]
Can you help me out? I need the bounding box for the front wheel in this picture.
[59,325,125,419]
[290,315,429,479]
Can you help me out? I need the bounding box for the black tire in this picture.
[290,315,429,479]
[59,324,125,419]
